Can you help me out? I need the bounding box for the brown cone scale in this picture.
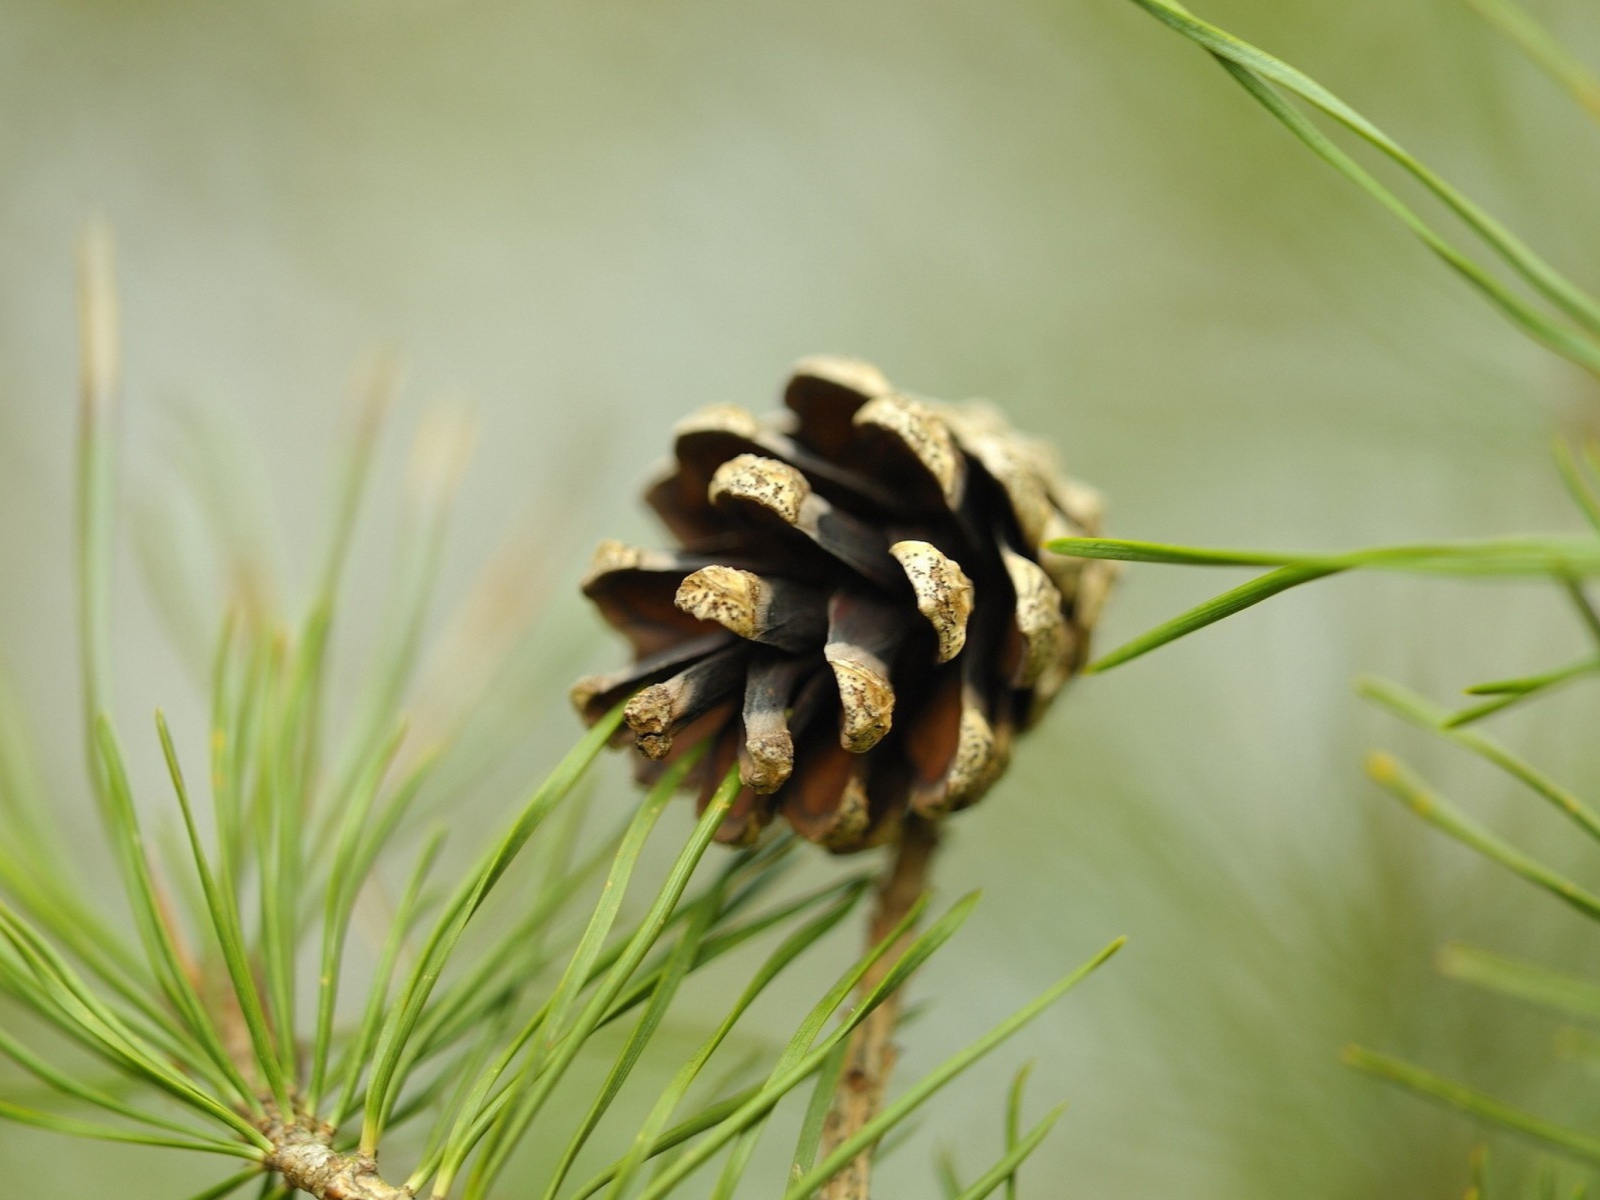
[572,357,1115,853]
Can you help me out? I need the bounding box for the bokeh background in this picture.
[5,0,1600,1195]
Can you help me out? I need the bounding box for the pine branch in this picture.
[263,1118,411,1200]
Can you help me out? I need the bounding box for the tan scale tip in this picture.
[890,540,974,663]
[582,539,644,589]
[822,773,873,850]
[854,394,966,509]
[707,453,810,525]
[675,566,762,639]
[1002,547,1070,687]
[942,404,1054,547]
[569,674,604,716]
[945,706,998,808]
[741,729,795,793]
[825,656,895,752]
[910,701,997,819]
[674,403,763,441]
[623,684,677,759]
[788,355,893,400]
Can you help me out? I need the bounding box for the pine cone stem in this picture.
[818,816,940,1199]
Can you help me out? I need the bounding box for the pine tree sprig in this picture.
[0,226,1119,1198]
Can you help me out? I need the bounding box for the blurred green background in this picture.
[5,0,1600,1195]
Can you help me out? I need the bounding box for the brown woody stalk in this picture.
[262,1118,412,1199]
[817,817,939,1199]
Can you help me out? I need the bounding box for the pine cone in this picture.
[572,357,1115,853]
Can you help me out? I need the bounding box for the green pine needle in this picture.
[1345,1046,1600,1165]
[952,1104,1067,1200]
[782,938,1123,1199]
[1438,943,1600,1024]
[1124,0,1600,372]
[1050,534,1600,672]
[1365,752,1600,923]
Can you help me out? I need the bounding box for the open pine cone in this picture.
[572,357,1115,853]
